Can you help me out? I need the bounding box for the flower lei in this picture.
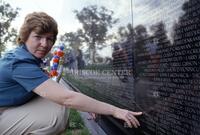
[50,45,65,82]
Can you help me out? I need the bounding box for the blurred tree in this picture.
[150,22,171,50]
[114,23,136,72]
[117,23,135,42]
[0,1,19,57]
[60,29,84,50]
[74,5,118,63]
[134,25,150,77]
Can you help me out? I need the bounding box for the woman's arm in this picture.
[33,79,142,128]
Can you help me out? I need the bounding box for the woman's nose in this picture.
[40,38,48,46]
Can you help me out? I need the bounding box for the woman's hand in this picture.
[87,112,97,120]
[113,108,142,128]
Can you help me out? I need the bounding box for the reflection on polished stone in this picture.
[66,0,200,134]
[134,0,200,134]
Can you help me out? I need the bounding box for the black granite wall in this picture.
[65,0,200,134]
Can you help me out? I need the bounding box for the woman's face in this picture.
[25,31,54,58]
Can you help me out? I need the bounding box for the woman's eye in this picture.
[47,38,53,41]
[47,37,54,43]
[35,36,42,39]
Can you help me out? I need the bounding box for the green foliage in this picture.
[0,0,20,57]
[65,109,90,135]
[69,109,84,129]
[66,127,89,135]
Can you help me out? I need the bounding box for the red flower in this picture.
[57,50,64,57]
[50,70,58,76]
[53,58,59,63]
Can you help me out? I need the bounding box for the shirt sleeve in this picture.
[12,61,49,92]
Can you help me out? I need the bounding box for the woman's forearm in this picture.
[34,79,118,115]
[62,91,118,115]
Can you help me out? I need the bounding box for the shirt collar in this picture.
[20,44,43,65]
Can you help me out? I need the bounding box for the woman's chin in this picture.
[34,53,46,59]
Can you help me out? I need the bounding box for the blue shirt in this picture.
[0,45,49,106]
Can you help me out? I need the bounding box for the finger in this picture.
[125,118,133,128]
[127,114,139,128]
[130,120,138,128]
[130,116,140,127]
[126,112,141,127]
[130,111,142,116]
[127,113,140,126]
[87,113,95,120]
[91,113,97,119]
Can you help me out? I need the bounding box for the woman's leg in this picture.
[0,97,69,135]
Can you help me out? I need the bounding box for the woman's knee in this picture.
[0,98,69,135]
[29,107,69,134]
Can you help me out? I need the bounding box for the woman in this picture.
[0,12,142,135]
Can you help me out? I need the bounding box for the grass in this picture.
[65,109,91,135]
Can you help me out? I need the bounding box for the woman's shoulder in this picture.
[15,46,33,59]
[4,46,37,66]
